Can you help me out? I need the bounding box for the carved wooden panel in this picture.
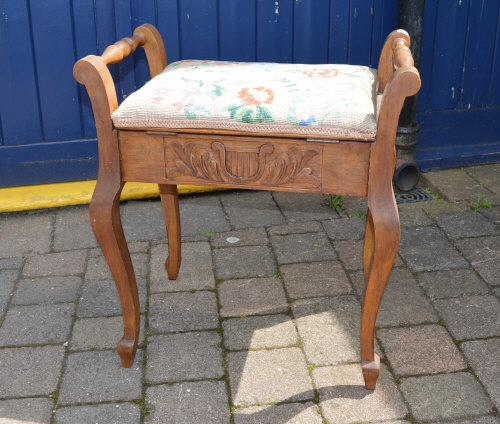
[164,134,322,190]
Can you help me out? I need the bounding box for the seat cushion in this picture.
[112,60,378,140]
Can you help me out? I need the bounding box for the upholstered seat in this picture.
[112,60,378,140]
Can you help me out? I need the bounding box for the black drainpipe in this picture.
[394,0,425,191]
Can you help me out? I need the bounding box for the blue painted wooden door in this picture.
[0,0,398,187]
[416,0,500,169]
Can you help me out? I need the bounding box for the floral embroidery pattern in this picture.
[112,60,378,137]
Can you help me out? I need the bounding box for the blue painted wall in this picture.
[0,0,498,186]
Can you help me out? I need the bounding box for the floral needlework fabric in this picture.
[112,60,378,139]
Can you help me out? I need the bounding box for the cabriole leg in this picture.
[159,184,181,280]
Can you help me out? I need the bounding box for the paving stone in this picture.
[219,191,284,229]
[399,226,467,272]
[495,287,500,299]
[0,257,23,269]
[267,220,323,235]
[222,314,298,350]
[340,196,368,217]
[312,363,407,424]
[150,242,214,292]
[462,338,500,410]
[416,269,489,299]
[481,206,500,225]
[180,194,231,236]
[322,217,365,240]
[435,211,497,239]
[234,402,323,424]
[398,207,434,227]
[442,417,500,424]
[121,199,167,241]
[70,315,146,350]
[292,296,365,365]
[145,381,230,424]
[213,245,276,279]
[0,346,64,397]
[0,303,74,346]
[85,252,148,281]
[421,198,470,216]
[273,192,337,221]
[280,261,351,299]
[0,397,53,424]
[270,232,336,264]
[0,213,52,258]
[455,236,500,286]
[466,163,500,193]
[219,277,288,317]
[335,238,404,271]
[400,372,493,421]
[149,291,218,332]
[228,347,313,406]
[78,279,147,317]
[422,168,492,202]
[433,295,500,339]
[211,227,268,247]
[146,332,224,383]
[0,269,17,315]
[12,276,81,305]
[378,325,466,376]
[23,250,87,277]
[55,403,141,424]
[350,268,438,326]
[53,206,98,250]
[58,350,143,404]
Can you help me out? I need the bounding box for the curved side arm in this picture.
[134,24,168,78]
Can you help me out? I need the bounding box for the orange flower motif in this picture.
[302,68,339,78]
[238,87,275,105]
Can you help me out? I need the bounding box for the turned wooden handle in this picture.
[101,31,146,65]
[392,37,414,70]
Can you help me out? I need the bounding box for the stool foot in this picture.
[362,353,380,390]
[165,258,180,280]
[159,184,181,280]
[117,337,138,368]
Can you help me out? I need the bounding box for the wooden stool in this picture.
[74,24,420,390]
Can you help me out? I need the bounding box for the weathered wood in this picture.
[75,25,420,391]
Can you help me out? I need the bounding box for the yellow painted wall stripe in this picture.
[0,181,221,213]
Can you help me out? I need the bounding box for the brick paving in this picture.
[0,163,499,423]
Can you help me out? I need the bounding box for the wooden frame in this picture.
[74,24,420,390]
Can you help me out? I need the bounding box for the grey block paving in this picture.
[219,277,288,317]
[270,232,336,264]
[0,346,64,397]
[400,372,493,421]
[12,276,81,305]
[145,381,231,424]
[1,164,499,423]
[0,303,75,346]
[222,314,298,350]
[58,350,143,404]
[149,291,218,332]
[461,338,500,409]
[55,403,141,424]
[228,347,313,406]
[312,364,407,424]
[146,332,224,383]
[0,397,54,424]
[214,245,276,279]
[433,295,500,339]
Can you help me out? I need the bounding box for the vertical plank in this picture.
[219,0,256,61]
[131,0,156,87]
[329,0,350,63]
[179,0,218,59]
[256,0,293,62]
[0,0,43,145]
[293,0,330,64]
[461,0,500,108]
[30,0,82,141]
[348,0,374,65]
[488,7,500,105]
[157,0,180,63]
[371,0,398,68]
[72,0,98,138]
[428,0,469,111]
